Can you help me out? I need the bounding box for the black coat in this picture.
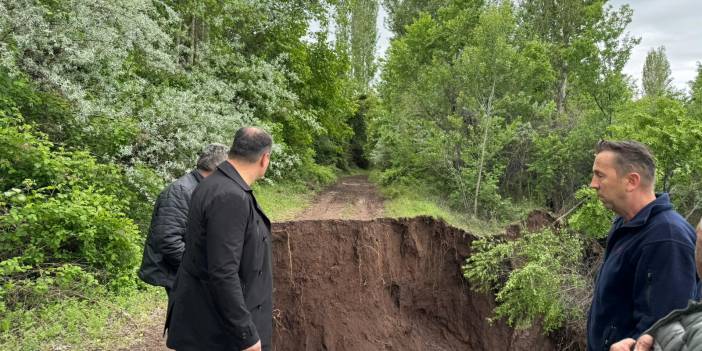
[166,161,272,351]
[138,170,203,288]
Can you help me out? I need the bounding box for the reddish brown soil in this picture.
[271,217,555,351]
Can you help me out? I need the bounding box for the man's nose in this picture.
[590,178,598,189]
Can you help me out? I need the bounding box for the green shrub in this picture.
[0,187,140,282]
[463,229,587,332]
[305,163,338,186]
[0,102,144,317]
[568,187,613,239]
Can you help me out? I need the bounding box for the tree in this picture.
[642,46,673,97]
[688,63,702,119]
[520,0,637,115]
[611,96,702,193]
[337,0,380,90]
[382,0,450,35]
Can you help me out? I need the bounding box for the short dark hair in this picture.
[595,140,656,186]
[228,127,273,163]
[196,143,229,171]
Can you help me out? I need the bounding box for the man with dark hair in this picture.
[587,140,699,351]
[138,143,229,295]
[167,127,273,351]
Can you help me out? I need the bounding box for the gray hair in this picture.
[228,127,273,163]
[196,143,229,171]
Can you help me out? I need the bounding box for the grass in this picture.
[254,167,367,221]
[383,187,504,236]
[253,180,320,221]
[372,173,533,237]
[0,286,166,350]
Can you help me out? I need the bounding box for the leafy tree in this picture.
[688,63,702,119]
[337,0,379,90]
[642,46,673,97]
[520,0,637,114]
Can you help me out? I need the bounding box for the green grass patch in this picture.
[372,172,529,236]
[253,181,320,222]
[0,286,166,351]
[383,187,503,236]
[255,163,356,221]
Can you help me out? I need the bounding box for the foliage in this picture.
[0,0,359,179]
[568,187,613,239]
[642,46,673,97]
[0,83,144,331]
[610,96,702,194]
[464,229,587,332]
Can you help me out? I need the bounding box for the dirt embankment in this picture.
[136,177,558,350]
[271,217,555,351]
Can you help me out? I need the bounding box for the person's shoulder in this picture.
[642,209,695,246]
[199,173,247,200]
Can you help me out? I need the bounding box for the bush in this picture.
[305,163,338,186]
[0,100,144,317]
[463,229,587,332]
[0,187,140,282]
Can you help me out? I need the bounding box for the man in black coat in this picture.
[138,143,229,294]
[166,127,273,351]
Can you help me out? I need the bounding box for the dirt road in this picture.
[295,175,384,220]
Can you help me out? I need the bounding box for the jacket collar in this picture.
[619,192,672,229]
[217,161,252,192]
[190,169,204,183]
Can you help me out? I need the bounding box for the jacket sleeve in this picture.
[205,191,259,349]
[630,240,698,339]
[151,184,189,267]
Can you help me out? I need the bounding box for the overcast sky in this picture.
[373,0,701,92]
[610,0,701,92]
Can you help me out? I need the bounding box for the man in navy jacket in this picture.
[587,140,699,351]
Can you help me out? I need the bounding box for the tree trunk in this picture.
[190,16,196,66]
[556,64,568,113]
[473,78,497,217]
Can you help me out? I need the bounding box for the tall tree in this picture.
[337,0,379,90]
[642,46,673,97]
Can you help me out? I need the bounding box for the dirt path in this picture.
[132,175,384,350]
[295,174,384,220]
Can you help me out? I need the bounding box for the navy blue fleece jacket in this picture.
[587,193,699,351]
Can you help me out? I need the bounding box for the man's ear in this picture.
[259,152,270,167]
[625,172,642,192]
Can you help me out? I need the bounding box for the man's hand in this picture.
[634,335,654,351]
[610,338,635,351]
[243,341,261,351]
[609,335,654,351]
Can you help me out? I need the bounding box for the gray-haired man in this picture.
[138,143,229,296]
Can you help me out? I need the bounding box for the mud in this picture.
[271,217,555,351]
